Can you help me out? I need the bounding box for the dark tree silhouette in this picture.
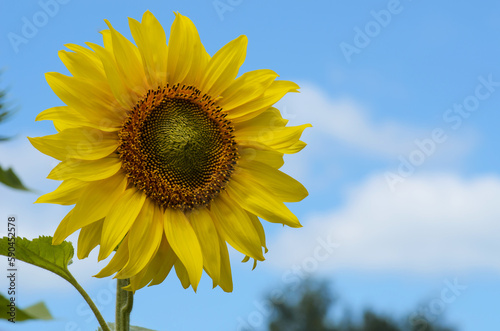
[266,279,457,331]
[358,311,402,331]
[269,281,337,331]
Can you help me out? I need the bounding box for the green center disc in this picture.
[118,85,238,210]
[140,98,227,190]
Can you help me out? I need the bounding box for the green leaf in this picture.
[21,301,53,320]
[98,323,158,331]
[0,236,74,282]
[0,165,30,191]
[0,293,53,321]
[0,237,111,331]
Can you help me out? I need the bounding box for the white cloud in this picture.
[267,173,500,274]
[277,83,420,156]
[277,82,473,159]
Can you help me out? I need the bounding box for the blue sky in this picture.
[1,0,500,330]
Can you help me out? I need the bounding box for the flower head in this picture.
[30,11,310,292]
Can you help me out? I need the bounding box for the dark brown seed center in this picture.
[118,84,238,210]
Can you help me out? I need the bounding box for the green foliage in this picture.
[266,279,457,331]
[0,166,30,191]
[0,73,29,191]
[0,236,111,330]
[269,281,337,331]
[0,293,53,321]
[0,85,13,140]
[0,236,74,282]
[360,311,402,331]
[0,77,14,142]
[407,317,455,331]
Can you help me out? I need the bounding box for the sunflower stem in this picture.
[116,278,133,331]
[67,274,111,331]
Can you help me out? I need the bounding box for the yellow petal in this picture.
[227,80,299,121]
[217,236,233,292]
[235,123,311,154]
[226,175,302,228]
[241,255,259,270]
[163,208,203,291]
[286,140,308,154]
[181,18,210,87]
[98,188,146,261]
[247,211,268,253]
[29,128,118,161]
[36,106,84,132]
[94,235,129,278]
[129,11,168,88]
[47,157,122,181]
[239,146,284,169]
[87,42,137,109]
[187,208,220,285]
[45,72,124,124]
[59,45,105,81]
[200,35,247,97]
[166,13,190,84]
[52,172,127,244]
[77,219,103,259]
[167,13,210,86]
[126,269,151,292]
[239,160,308,202]
[104,20,147,97]
[35,179,88,205]
[211,192,264,261]
[234,107,288,131]
[100,29,113,50]
[36,106,121,133]
[267,124,311,154]
[117,199,163,278]
[174,259,191,289]
[219,69,278,110]
[52,210,73,245]
[149,237,177,286]
[126,235,176,291]
[251,259,258,270]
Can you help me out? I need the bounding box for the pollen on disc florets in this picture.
[118,83,239,211]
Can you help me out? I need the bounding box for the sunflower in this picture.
[30,11,310,292]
